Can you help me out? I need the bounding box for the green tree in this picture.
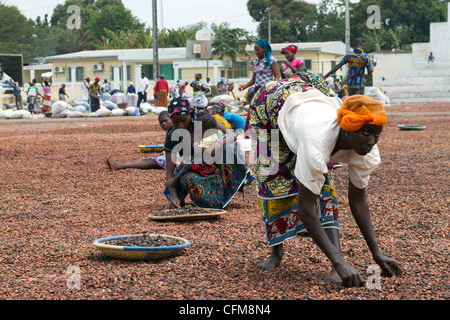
[351,0,449,51]
[308,0,345,42]
[247,0,318,42]
[86,1,144,40]
[58,27,93,53]
[211,23,256,65]
[0,4,40,63]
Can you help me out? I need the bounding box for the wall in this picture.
[372,52,413,87]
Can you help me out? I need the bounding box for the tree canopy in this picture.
[248,0,449,52]
[1,0,449,64]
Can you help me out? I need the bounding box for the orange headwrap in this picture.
[336,95,387,132]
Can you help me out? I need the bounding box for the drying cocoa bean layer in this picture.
[0,103,448,300]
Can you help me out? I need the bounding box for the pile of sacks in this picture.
[50,100,143,118]
[0,109,33,119]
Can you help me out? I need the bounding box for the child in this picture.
[107,111,173,170]
[8,81,23,109]
[165,112,219,187]
[27,82,43,113]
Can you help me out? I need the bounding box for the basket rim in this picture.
[148,208,227,221]
[93,234,190,251]
[398,124,426,130]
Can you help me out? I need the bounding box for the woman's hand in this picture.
[238,84,247,91]
[373,253,403,277]
[169,198,181,209]
[333,260,366,287]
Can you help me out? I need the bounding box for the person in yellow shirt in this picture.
[207,101,232,130]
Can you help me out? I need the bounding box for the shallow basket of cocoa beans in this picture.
[148,206,227,221]
[92,234,190,261]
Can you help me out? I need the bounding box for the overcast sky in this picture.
[6,0,329,35]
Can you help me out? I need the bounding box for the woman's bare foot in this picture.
[106,158,121,170]
[256,244,283,271]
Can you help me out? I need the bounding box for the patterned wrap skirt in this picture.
[155,89,169,107]
[42,95,52,113]
[249,77,339,246]
[258,165,339,247]
[164,144,255,209]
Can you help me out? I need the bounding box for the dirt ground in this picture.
[0,102,448,302]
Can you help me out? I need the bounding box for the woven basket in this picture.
[117,102,128,109]
[138,145,164,153]
[148,208,227,221]
[398,124,426,131]
[93,234,190,261]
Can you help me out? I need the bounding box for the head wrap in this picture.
[168,96,198,128]
[208,100,228,114]
[337,95,387,132]
[282,45,297,55]
[255,39,272,67]
[192,92,208,109]
[95,77,101,82]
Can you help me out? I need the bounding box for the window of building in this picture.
[232,61,248,78]
[110,65,131,81]
[304,59,312,70]
[160,64,174,80]
[68,67,85,82]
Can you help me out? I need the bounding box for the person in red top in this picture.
[154,74,169,107]
[280,45,305,78]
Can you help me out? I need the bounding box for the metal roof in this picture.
[44,41,346,63]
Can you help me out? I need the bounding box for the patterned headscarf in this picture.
[337,95,387,132]
[168,96,198,128]
[256,39,272,67]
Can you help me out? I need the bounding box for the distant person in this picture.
[190,74,203,97]
[40,77,53,113]
[107,111,173,171]
[334,76,345,99]
[280,44,304,78]
[216,77,227,96]
[238,38,280,132]
[7,81,23,109]
[170,80,182,99]
[324,38,373,96]
[137,72,149,109]
[59,84,69,101]
[89,77,102,112]
[154,74,169,107]
[127,82,136,94]
[428,52,435,63]
[103,79,111,94]
[180,81,190,100]
[84,77,92,107]
[27,82,42,113]
[204,77,212,98]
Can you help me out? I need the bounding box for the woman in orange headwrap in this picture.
[251,87,402,287]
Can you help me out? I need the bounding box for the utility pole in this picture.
[268,14,271,44]
[345,0,350,53]
[152,0,159,81]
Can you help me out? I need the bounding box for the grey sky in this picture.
[5,0,332,35]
